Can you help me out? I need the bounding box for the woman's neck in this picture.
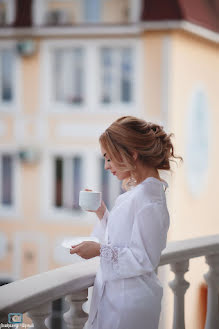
[134,162,161,185]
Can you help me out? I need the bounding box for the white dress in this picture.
[85,177,170,329]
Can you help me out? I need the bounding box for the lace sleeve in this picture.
[100,244,119,264]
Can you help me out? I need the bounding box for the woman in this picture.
[70,116,182,329]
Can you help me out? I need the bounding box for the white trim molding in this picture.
[5,0,15,25]
[0,20,218,43]
[141,20,219,43]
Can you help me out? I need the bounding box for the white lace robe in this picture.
[85,177,170,329]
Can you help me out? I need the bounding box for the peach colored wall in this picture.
[0,231,13,274]
[142,32,167,120]
[169,31,219,240]
[103,0,129,23]
[20,241,39,278]
[21,42,40,115]
[0,117,14,143]
[21,164,40,221]
[166,31,219,329]
[48,114,117,145]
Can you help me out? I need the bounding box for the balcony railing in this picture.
[0,235,219,329]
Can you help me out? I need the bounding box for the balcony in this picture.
[0,235,219,329]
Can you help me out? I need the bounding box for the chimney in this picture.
[14,0,33,27]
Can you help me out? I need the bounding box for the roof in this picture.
[141,0,219,33]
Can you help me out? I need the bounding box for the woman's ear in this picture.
[132,151,138,161]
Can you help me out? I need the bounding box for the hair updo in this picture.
[99,116,183,177]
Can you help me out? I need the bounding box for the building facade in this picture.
[0,1,218,328]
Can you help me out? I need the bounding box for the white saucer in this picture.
[61,236,99,249]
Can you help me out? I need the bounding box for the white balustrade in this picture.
[204,253,219,329]
[168,260,190,329]
[27,302,52,329]
[63,289,89,329]
[0,235,219,329]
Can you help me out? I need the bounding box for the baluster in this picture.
[169,260,190,329]
[27,301,52,329]
[204,253,219,329]
[63,289,89,329]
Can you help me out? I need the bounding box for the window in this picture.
[84,0,101,23]
[0,49,14,103]
[53,48,84,105]
[0,154,14,207]
[100,158,123,210]
[54,156,82,210]
[45,40,138,113]
[100,47,133,104]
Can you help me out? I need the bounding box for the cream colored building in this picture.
[0,1,218,328]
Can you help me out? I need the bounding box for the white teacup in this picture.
[79,190,101,211]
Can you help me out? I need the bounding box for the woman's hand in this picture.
[70,241,100,259]
[84,189,107,220]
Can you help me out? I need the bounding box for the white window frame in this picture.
[41,38,142,115]
[0,0,15,25]
[0,147,21,220]
[99,46,134,107]
[129,0,142,22]
[0,41,21,113]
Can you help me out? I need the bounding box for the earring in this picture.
[126,176,137,189]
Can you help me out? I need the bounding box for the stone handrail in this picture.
[0,235,219,329]
[160,234,219,265]
[0,258,99,322]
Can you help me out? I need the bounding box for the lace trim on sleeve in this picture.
[100,244,119,263]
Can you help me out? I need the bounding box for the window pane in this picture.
[73,48,83,104]
[2,155,13,205]
[55,157,63,207]
[73,157,82,210]
[100,47,133,104]
[54,49,64,102]
[53,48,84,105]
[1,50,13,101]
[100,158,110,208]
[84,0,101,22]
[121,48,132,102]
[100,48,113,104]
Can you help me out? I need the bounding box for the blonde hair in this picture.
[99,116,182,189]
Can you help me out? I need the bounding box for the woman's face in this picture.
[100,145,130,181]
